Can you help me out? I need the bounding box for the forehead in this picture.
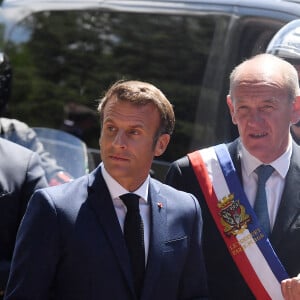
[103,97,158,120]
[232,82,289,101]
[232,64,289,101]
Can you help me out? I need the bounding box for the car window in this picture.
[2,7,287,178]
[5,10,228,157]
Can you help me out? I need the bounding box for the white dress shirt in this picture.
[239,138,292,230]
[100,163,150,264]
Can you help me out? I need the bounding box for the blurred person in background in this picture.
[0,52,72,185]
[267,19,300,145]
[0,138,47,298]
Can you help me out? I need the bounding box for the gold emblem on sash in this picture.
[218,194,251,236]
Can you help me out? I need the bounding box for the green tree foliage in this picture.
[5,9,218,159]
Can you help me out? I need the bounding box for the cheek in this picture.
[99,134,111,151]
[272,111,291,125]
[99,135,105,148]
[232,113,245,126]
[232,114,238,124]
[230,108,242,124]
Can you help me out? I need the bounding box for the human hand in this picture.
[281,274,300,300]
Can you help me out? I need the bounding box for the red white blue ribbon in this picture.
[188,143,288,300]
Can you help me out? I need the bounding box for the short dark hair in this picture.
[98,80,175,137]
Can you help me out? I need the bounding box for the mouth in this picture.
[249,132,268,139]
[109,155,129,161]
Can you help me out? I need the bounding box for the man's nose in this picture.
[247,110,264,126]
[112,130,126,147]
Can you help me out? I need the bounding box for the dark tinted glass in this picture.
[4,10,229,163]
[4,8,281,178]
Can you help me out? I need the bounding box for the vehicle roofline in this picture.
[1,0,300,40]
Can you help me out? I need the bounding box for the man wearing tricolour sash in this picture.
[165,54,300,299]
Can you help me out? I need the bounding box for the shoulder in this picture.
[170,155,190,167]
[151,178,199,206]
[170,140,238,166]
[0,137,34,157]
[168,140,238,168]
[167,155,191,178]
[152,177,187,193]
[28,175,87,217]
[291,141,300,164]
[41,173,88,197]
[292,140,300,152]
[0,138,46,188]
[34,167,100,206]
[0,117,31,132]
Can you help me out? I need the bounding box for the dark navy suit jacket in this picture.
[5,165,208,300]
[0,138,47,296]
[165,139,300,300]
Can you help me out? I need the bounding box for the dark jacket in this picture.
[165,139,300,300]
[0,138,47,296]
[5,165,208,300]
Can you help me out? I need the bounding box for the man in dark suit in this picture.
[4,80,208,300]
[0,138,47,298]
[166,53,300,299]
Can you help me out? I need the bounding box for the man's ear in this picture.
[154,134,170,157]
[291,95,300,124]
[227,95,237,125]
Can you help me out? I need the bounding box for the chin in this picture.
[246,144,272,160]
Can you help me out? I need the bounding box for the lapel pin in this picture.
[157,202,163,209]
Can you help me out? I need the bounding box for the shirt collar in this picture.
[100,162,149,202]
[238,137,292,179]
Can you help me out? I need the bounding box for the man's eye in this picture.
[106,126,116,132]
[261,105,273,111]
[237,106,248,112]
[129,129,139,135]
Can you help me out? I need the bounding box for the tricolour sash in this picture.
[188,143,288,300]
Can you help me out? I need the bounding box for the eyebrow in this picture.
[103,118,145,129]
[261,98,278,103]
[236,97,279,104]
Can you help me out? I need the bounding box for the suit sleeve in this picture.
[20,151,48,215]
[178,194,208,300]
[4,189,59,300]
[0,151,47,296]
[1,119,67,182]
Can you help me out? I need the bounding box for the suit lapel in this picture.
[141,180,167,300]
[87,167,135,296]
[271,144,300,247]
[227,139,243,180]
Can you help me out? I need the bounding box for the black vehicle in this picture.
[1,0,300,179]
